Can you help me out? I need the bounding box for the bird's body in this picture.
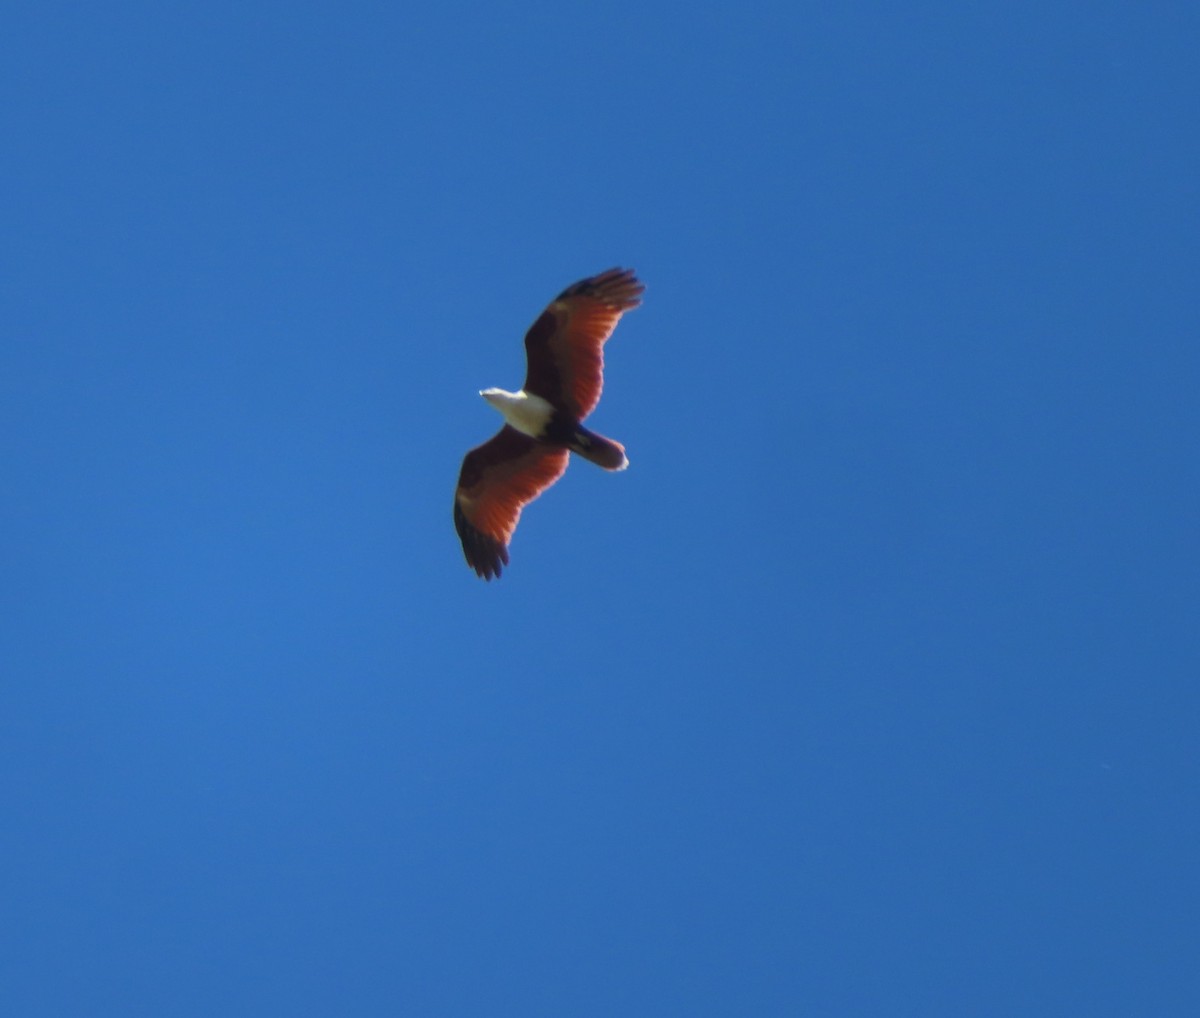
[454,268,644,579]
[478,388,557,440]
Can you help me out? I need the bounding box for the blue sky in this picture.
[3,2,1197,1014]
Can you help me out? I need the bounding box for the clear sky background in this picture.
[3,2,1197,1015]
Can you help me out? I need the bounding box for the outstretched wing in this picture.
[454,425,570,580]
[522,267,644,421]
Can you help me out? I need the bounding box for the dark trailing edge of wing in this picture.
[522,309,561,408]
[454,501,508,580]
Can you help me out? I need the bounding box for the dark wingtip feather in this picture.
[454,500,508,580]
[555,267,644,310]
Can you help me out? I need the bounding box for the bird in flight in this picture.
[454,267,645,580]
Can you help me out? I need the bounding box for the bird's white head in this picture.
[479,387,513,412]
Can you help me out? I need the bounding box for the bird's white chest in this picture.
[496,390,555,438]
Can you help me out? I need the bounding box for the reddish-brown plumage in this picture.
[454,427,569,579]
[454,268,643,579]
[523,267,644,420]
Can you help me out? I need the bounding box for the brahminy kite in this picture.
[454,267,644,579]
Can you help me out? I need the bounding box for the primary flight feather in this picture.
[454,267,644,580]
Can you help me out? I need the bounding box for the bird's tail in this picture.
[569,426,628,471]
